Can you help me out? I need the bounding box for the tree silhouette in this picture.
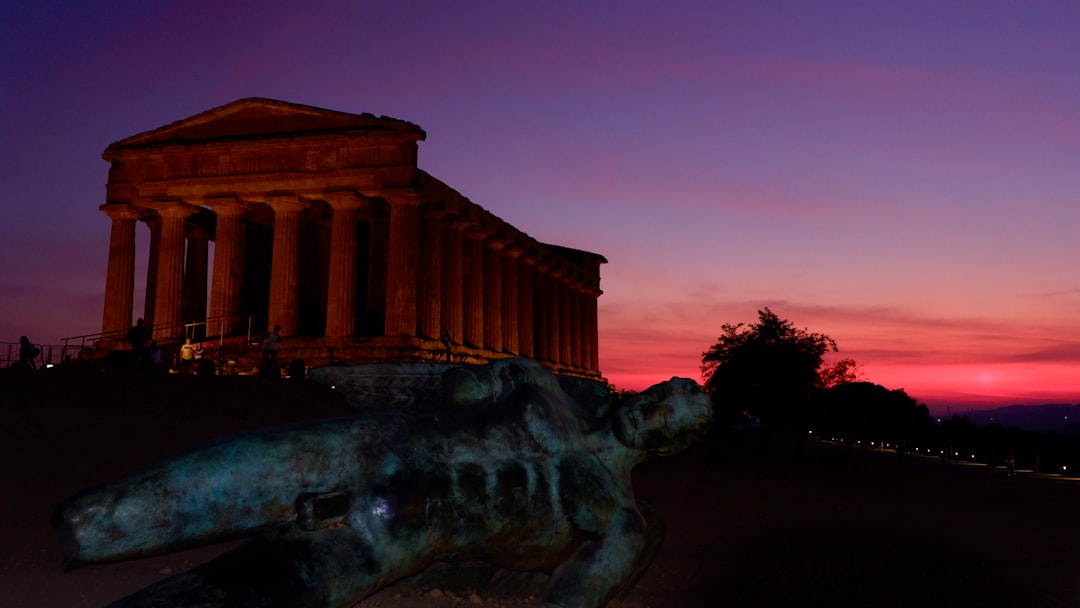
[819,357,860,389]
[700,308,837,436]
[820,382,932,450]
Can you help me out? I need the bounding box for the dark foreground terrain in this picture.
[4,369,1080,608]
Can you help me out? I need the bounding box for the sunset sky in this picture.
[3,1,1079,412]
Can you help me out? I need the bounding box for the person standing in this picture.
[126,318,147,367]
[17,336,40,369]
[179,338,196,372]
[261,325,281,379]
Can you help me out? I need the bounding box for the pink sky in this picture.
[3,1,1079,413]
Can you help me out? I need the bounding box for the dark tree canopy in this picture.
[819,357,860,389]
[819,382,933,445]
[700,308,836,430]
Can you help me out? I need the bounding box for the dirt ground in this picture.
[4,369,1080,608]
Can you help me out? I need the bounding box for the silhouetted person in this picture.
[146,340,163,371]
[287,358,306,380]
[126,318,147,366]
[440,329,453,362]
[16,336,39,369]
[261,325,281,379]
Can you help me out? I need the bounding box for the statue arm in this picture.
[541,506,649,608]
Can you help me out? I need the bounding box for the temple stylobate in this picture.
[98,98,605,379]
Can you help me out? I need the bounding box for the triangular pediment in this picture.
[108,98,425,150]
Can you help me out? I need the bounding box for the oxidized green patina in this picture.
[54,358,712,608]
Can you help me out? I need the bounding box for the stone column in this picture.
[545,266,563,364]
[266,195,307,336]
[142,214,161,328]
[532,260,551,362]
[501,245,523,355]
[182,222,210,327]
[204,198,247,335]
[418,206,444,340]
[463,227,486,348]
[324,191,365,338]
[567,282,583,368]
[99,204,143,338]
[517,252,537,358]
[583,288,600,372]
[559,273,573,366]
[384,192,421,337]
[441,220,466,345]
[148,201,196,341]
[483,237,505,352]
[367,215,389,323]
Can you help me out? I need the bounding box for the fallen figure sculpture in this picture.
[53,358,713,608]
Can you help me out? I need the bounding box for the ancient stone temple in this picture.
[98,98,604,379]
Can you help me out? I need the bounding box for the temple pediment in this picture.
[107,98,425,151]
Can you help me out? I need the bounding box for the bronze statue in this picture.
[54,358,712,607]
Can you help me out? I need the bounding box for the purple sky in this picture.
[3,1,1079,412]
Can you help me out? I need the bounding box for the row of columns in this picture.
[99,190,601,373]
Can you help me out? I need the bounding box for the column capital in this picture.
[484,236,507,251]
[201,196,250,216]
[563,273,586,289]
[382,189,422,207]
[421,203,446,219]
[264,194,308,213]
[323,190,368,211]
[447,216,472,231]
[503,243,525,258]
[464,225,488,241]
[146,200,199,219]
[99,203,143,222]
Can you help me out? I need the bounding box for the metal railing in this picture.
[181,314,267,346]
[0,315,270,371]
[60,314,267,351]
[60,329,127,352]
[1,342,84,369]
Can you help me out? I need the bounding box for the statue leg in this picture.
[615,498,666,600]
[541,501,666,608]
[104,525,395,608]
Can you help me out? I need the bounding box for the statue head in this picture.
[612,377,713,456]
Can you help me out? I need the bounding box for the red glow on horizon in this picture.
[601,342,1080,414]
[863,362,1080,412]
